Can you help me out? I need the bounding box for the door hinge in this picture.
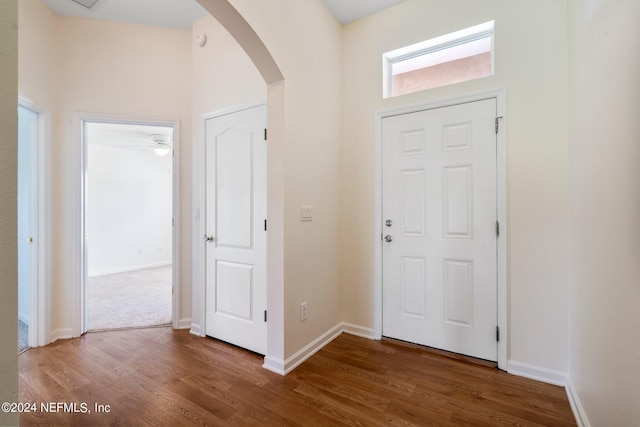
[496,221,500,238]
[264,219,267,231]
[495,116,503,134]
[496,326,500,342]
[264,310,267,322]
[264,128,267,141]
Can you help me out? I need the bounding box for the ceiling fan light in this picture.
[154,147,170,156]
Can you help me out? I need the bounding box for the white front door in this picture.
[205,104,267,355]
[382,99,498,361]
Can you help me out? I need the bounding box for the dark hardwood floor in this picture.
[18,328,576,426]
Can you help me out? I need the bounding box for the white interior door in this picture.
[18,105,38,346]
[205,104,267,355]
[382,99,498,361]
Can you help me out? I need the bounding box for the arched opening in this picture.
[195,0,286,370]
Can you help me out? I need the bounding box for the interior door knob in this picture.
[384,235,393,242]
[204,235,215,243]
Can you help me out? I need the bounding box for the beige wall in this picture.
[18,2,193,337]
[224,0,344,358]
[568,0,640,423]
[0,1,18,425]
[190,14,266,329]
[18,0,57,110]
[54,17,193,333]
[341,0,570,372]
[18,0,57,347]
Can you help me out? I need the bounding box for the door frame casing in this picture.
[17,97,48,348]
[73,113,181,335]
[195,99,267,342]
[374,89,507,369]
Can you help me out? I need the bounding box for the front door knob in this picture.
[384,235,393,242]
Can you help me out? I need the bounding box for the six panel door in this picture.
[382,99,498,361]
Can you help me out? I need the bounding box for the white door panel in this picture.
[382,99,497,361]
[205,105,266,355]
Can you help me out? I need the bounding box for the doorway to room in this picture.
[83,121,176,331]
[17,104,39,352]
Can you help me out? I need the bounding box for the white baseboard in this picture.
[176,318,191,329]
[189,322,203,337]
[18,310,29,325]
[283,323,343,375]
[507,360,567,386]
[262,355,286,375]
[50,328,73,343]
[262,322,375,376]
[88,261,172,278]
[263,323,344,376]
[566,377,590,427]
[342,322,376,339]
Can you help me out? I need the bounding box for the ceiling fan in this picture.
[117,132,172,156]
[150,134,172,156]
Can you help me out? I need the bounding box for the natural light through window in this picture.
[383,21,494,98]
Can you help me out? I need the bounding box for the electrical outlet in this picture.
[300,302,308,321]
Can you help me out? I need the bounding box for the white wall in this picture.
[87,143,173,276]
[568,0,640,424]
[0,0,19,424]
[340,0,570,373]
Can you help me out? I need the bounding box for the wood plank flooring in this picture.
[18,328,576,426]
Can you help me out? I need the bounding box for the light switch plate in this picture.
[300,206,313,221]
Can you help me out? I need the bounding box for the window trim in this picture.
[383,21,495,98]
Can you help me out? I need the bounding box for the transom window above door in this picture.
[383,21,494,98]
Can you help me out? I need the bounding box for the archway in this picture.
[196,0,286,372]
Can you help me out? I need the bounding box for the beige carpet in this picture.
[87,265,172,331]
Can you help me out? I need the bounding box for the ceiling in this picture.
[86,122,173,154]
[321,0,407,24]
[43,0,408,29]
[42,0,209,29]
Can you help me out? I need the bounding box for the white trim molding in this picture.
[189,322,203,337]
[263,323,343,376]
[262,322,372,376]
[88,261,172,278]
[507,360,568,387]
[17,97,51,348]
[262,355,286,376]
[73,112,182,336]
[342,323,376,339]
[373,89,508,370]
[566,377,590,427]
[50,328,74,344]
[176,318,192,330]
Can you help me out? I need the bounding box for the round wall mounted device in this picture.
[196,33,207,47]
